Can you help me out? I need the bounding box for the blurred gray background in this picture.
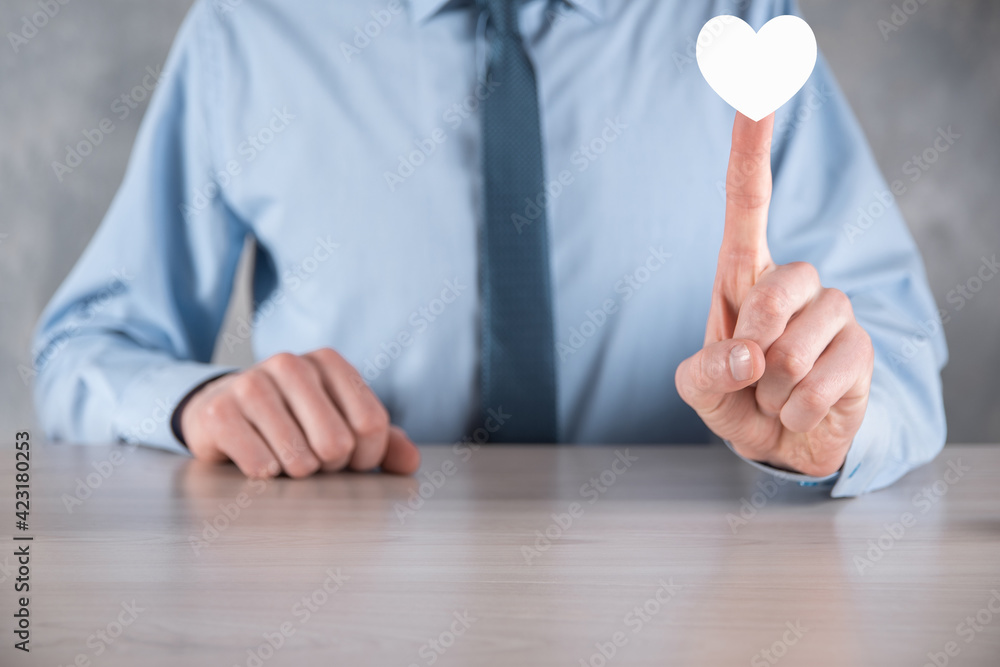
[1,0,998,441]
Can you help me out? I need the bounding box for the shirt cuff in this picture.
[723,440,840,487]
[111,361,238,455]
[828,389,892,498]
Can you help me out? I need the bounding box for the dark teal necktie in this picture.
[478,0,558,442]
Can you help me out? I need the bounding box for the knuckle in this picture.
[727,152,772,205]
[310,346,343,368]
[313,421,355,461]
[796,383,831,413]
[848,324,875,372]
[859,328,875,366]
[285,462,319,479]
[314,434,353,464]
[239,452,279,479]
[188,436,226,463]
[703,357,723,389]
[353,403,390,440]
[233,455,270,479]
[767,343,812,379]
[676,351,723,406]
[203,394,238,422]
[300,359,323,385]
[694,353,723,392]
[266,352,304,376]
[348,369,369,395]
[274,433,309,460]
[746,283,791,322]
[754,393,782,418]
[275,439,319,477]
[789,261,819,286]
[823,287,853,315]
[232,372,269,404]
[726,188,770,211]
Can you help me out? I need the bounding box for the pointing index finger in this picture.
[722,112,775,266]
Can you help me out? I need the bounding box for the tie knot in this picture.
[478,0,520,36]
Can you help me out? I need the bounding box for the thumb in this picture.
[380,425,422,475]
[675,339,765,414]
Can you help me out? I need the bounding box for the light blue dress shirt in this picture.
[32,0,947,497]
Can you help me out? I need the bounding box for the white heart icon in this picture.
[696,15,817,122]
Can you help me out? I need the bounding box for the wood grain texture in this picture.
[2,442,1000,666]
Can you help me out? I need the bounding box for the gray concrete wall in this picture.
[2,0,998,441]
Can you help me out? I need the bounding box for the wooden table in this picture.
[3,441,1000,666]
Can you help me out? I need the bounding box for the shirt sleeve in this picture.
[724,0,948,497]
[31,1,244,454]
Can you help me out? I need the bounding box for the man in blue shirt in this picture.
[32,0,947,496]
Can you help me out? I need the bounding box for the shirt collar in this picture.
[407,0,604,25]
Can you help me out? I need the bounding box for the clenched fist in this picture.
[177,348,421,478]
[675,112,874,477]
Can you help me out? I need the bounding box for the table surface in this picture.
[3,441,1000,667]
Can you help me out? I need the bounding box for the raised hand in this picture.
[178,348,421,478]
[675,112,874,477]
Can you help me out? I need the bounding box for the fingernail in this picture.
[729,343,753,382]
